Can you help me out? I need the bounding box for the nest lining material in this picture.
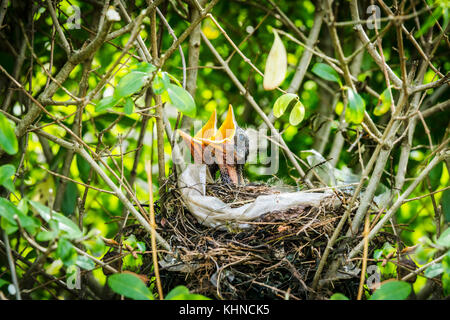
[176,164,341,229]
[145,164,386,300]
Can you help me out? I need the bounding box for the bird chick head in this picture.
[178,105,249,185]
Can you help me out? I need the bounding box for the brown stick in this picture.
[150,8,167,194]
[357,212,370,300]
[145,160,164,300]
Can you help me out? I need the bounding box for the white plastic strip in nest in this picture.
[178,164,341,229]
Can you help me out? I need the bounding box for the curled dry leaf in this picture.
[102,237,120,247]
[263,29,287,91]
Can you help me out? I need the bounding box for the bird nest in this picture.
[129,176,389,300]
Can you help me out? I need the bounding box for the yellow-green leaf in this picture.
[0,112,18,155]
[56,238,77,267]
[108,273,153,300]
[165,285,211,300]
[0,198,39,235]
[330,293,349,300]
[437,227,450,247]
[289,101,305,126]
[124,97,134,115]
[263,29,287,90]
[0,164,15,192]
[114,71,147,99]
[273,93,297,118]
[167,84,196,117]
[152,72,170,95]
[374,88,392,116]
[335,101,344,116]
[345,88,365,124]
[96,96,120,112]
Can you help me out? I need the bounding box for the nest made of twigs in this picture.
[135,177,388,300]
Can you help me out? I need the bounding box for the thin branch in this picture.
[45,0,71,55]
[401,253,446,282]
[349,152,447,259]
[76,146,172,252]
[349,0,403,88]
[2,231,21,300]
[145,160,164,300]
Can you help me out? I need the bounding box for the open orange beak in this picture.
[177,109,217,164]
[177,105,247,185]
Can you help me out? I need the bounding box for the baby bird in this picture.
[178,105,249,185]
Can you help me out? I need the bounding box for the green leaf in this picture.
[61,181,78,216]
[123,97,134,115]
[114,71,148,99]
[443,7,449,31]
[443,252,450,274]
[373,249,384,260]
[345,88,365,124]
[132,62,156,74]
[165,285,210,300]
[311,63,341,85]
[0,198,39,235]
[56,238,78,266]
[289,101,305,126]
[443,273,450,296]
[335,101,344,116]
[428,162,443,191]
[370,281,411,300]
[0,164,15,192]
[76,154,91,183]
[36,219,59,242]
[167,84,196,117]
[424,263,444,278]
[330,293,349,300]
[0,112,18,155]
[436,227,450,247]
[123,253,143,271]
[273,93,297,118]
[381,242,396,255]
[96,95,120,112]
[171,293,210,300]
[76,255,95,270]
[124,234,137,248]
[1,217,18,235]
[108,273,153,300]
[136,241,146,252]
[442,189,450,223]
[415,7,443,38]
[36,230,55,242]
[46,259,63,275]
[29,200,83,240]
[374,88,392,116]
[414,244,436,264]
[152,72,170,95]
[0,278,10,288]
[83,237,105,258]
[165,285,189,300]
[0,198,26,226]
[66,264,79,288]
[17,198,28,215]
[166,73,182,87]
